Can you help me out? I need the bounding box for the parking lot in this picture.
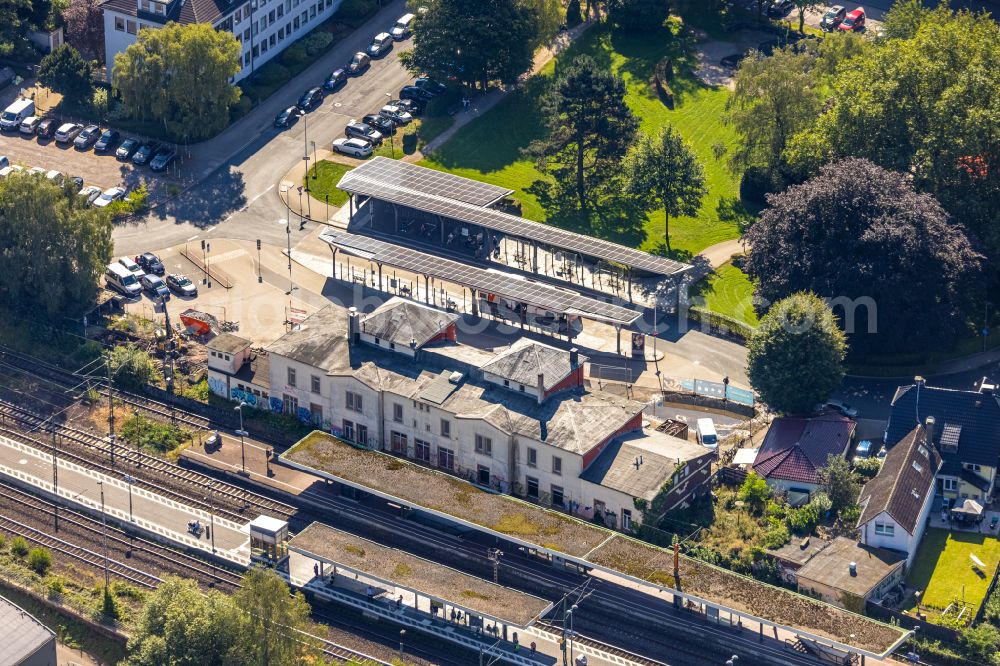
[0,85,186,201]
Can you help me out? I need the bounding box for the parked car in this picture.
[0,155,7,169]
[390,13,415,40]
[149,148,176,172]
[94,129,121,152]
[45,169,64,185]
[414,77,446,96]
[820,5,847,30]
[345,121,382,144]
[297,86,324,111]
[136,252,165,275]
[362,113,396,136]
[854,439,875,459]
[74,124,101,149]
[166,273,198,297]
[93,186,126,208]
[839,7,865,31]
[367,32,393,57]
[79,185,103,206]
[69,176,84,192]
[379,104,412,125]
[141,274,171,300]
[323,68,347,91]
[399,85,434,102]
[36,118,57,139]
[18,116,41,135]
[767,0,794,16]
[54,123,83,144]
[27,166,46,177]
[823,399,859,418]
[116,138,140,160]
[391,98,424,116]
[332,137,373,158]
[274,106,303,128]
[346,52,370,76]
[132,142,159,165]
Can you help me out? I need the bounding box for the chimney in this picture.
[347,307,358,345]
[924,416,936,447]
[849,562,857,577]
[537,373,545,405]
[569,347,579,367]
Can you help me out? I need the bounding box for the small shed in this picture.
[249,515,289,566]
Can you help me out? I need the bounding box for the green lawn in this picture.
[905,529,1000,620]
[373,115,456,160]
[420,23,744,258]
[304,161,352,207]
[690,261,758,328]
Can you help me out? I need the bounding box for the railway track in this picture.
[536,621,669,666]
[0,399,295,522]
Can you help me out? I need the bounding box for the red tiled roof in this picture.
[752,414,855,485]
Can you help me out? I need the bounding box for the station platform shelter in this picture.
[287,522,556,665]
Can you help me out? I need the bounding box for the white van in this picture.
[106,263,142,298]
[1,98,35,131]
[118,256,145,280]
[390,13,415,40]
[696,418,718,450]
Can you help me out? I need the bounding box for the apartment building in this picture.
[100,0,344,82]
[207,299,714,528]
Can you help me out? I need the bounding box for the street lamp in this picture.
[398,629,406,660]
[205,491,216,554]
[385,92,395,159]
[234,401,248,475]
[279,218,292,295]
[123,474,135,522]
[726,656,739,666]
[97,481,110,592]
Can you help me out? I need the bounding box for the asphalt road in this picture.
[112,0,413,257]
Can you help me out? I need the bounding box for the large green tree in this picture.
[528,54,638,214]
[401,0,540,90]
[63,0,105,61]
[0,0,32,56]
[112,22,240,141]
[784,6,1000,264]
[0,173,113,321]
[746,292,846,415]
[624,126,706,251]
[727,46,822,183]
[744,158,984,356]
[816,454,860,515]
[38,44,94,105]
[231,568,318,666]
[608,0,668,31]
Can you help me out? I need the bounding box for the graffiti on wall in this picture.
[207,376,227,397]
[230,388,258,407]
[269,397,283,413]
[296,407,311,424]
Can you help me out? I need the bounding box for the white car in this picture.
[332,137,373,158]
[379,104,412,125]
[79,185,103,206]
[54,122,82,143]
[45,169,64,185]
[0,165,24,179]
[27,166,46,177]
[93,186,126,208]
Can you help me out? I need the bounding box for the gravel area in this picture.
[292,522,550,626]
[284,432,608,557]
[588,536,906,654]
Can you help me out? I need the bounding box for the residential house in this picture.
[210,299,713,528]
[885,380,1000,507]
[857,420,941,568]
[751,414,856,505]
[100,0,344,83]
[795,537,906,610]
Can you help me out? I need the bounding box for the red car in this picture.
[839,7,865,31]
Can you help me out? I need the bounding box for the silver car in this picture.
[54,123,83,143]
[332,137,373,158]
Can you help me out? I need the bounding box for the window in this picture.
[622,509,633,530]
[277,4,283,16]
[526,476,539,498]
[943,478,958,491]
[310,375,320,394]
[235,7,242,21]
[551,485,564,508]
[293,16,299,30]
[268,8,275,20]
[356,424,368,446]
[269,34,275,47]
[440,419,450,437]
[965,463,982,472]
[126,19,137,34]
[278,27,284,38]
[326,0,331,7]
[438,447,455,471]
[346,391,362,413]
[519,384,525,392]
[415,439,431,462]
[475,434,492,457]
[300,10,306,22]
[260,39,267,53]
[309,403,322,425]
[115,16,125,30]
[282,394,298,415]
[874,523,895,537]
[287,367,296,387]
[342,419,354,441]
[552,456,562,476]
[393,403,403,423]
[309,4,316,18]
[391,431,408,455]
[243,27,251,40]
[224,354,230,361]
[527,447,537,468]
[244,52,251,66]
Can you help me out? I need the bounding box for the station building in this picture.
[207,298,714,528]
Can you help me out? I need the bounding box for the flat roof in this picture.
[289,522,551,627]
[281,432,610,558]
[795,537,905,599]
[339,157,512,206]
[207,332,252,354]
[0,594,55,665]
[339,159,690,277]
[586,536,906,654]
[322,230,642,326]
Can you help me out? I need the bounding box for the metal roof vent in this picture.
[448,371,463,384]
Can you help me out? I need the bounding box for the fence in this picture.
[864,601,959,643]
[973,561,1000,625]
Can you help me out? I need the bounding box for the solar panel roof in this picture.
[339,161,691,277]
[322,230,642,326]
[344,157,513,207]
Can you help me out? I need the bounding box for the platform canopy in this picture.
[322,230,642,327]
[338,158,691,278]
[288,522,553,628]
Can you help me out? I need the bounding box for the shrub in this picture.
[336,0,377,20]
[120,412,191,453]
[280,43,308,68]
[853,456,882,479]
[737,472,771,514]
[739,166,785,204]
[28,547,52,574]
[302,31,333,56]
[90,87,110,117]
[254,62,290,89]
[787,502,820,534]
[10,536,29,557]
[46,576,64,597]
[0,533,5,550]
[125,184,149,213]
[763,517,790,549]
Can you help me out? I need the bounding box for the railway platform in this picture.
[0,433,252,565]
